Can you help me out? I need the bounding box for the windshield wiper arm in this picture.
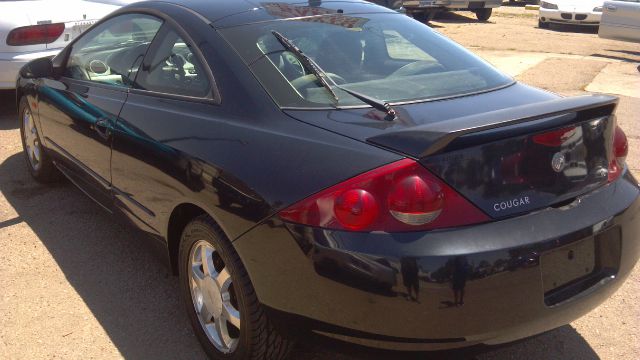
[271,31,396,120]
[337,86,397,120]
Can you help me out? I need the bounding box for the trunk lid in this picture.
[284,85,619,219]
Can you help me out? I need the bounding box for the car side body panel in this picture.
[599,0,640,43]
[36,78,126,209]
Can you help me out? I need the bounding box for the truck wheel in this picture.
[475,8,492,21]
[412,10,438,23]
[411,11,427,22]
[386,0,403,9]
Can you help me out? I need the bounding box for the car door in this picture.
[37,14,163,209]
[111,23,219,234]
[599,0,640,43]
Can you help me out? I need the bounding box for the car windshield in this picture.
[220,12,513,109]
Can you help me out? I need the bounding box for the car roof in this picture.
[138,0,393,28]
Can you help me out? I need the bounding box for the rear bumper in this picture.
[234,170,640,350]
[539,9,602,25]
[0,49,61,89]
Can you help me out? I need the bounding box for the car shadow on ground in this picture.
[541,23,599,34]
[590,49,640,64]
[0,141,602,359]
[431,11,489,25]
[0,90,17,130]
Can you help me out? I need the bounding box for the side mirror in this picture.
[20,57,54,79]
[51,46,71,77]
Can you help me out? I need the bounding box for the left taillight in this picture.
[608,124,628,182]
[278,159,489,232]
[6,23,65,46]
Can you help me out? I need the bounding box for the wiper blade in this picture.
[271,31,338,103]
[271,31,396,121]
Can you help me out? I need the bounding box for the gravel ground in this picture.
[1,4,639,360]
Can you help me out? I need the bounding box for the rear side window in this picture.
[65,14,162,87]
[134,27,211,98]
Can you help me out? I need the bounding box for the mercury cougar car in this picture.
[15,0,640,359]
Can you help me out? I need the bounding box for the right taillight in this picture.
[6,23,65,46]
[609,125,628,182]
[278,159,489,232]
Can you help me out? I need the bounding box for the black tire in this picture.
[475,8,493,21]
[538,19,549,28]
[386,0,403,9]
[411,11,428,22]
[18,97,60,183]
[412,10,438,23]
[179,215,292,360]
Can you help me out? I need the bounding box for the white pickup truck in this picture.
[401,0,503,22]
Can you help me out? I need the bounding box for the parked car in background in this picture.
[538,0,604,28]
[0,0,140,89]
[598,0,640,43]
[402,0,502,22]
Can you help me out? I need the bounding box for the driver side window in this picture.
[65,14,163,87]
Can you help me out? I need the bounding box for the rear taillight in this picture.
[613,126,628,162]
[608,125,628,182]
[279,159,489,232]
[6,23,65,46]
[532,126,576,147]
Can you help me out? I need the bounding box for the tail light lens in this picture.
[613,126,628,162]
[532,126,576,147]
[6,23,65,46]
[279,159,489,232]
[608,125,628,182]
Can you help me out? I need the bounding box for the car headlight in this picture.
[593,6,603,12]
[541,1,559,9]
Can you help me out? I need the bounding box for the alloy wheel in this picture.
[189,240,241,354]
[22,107,42,171]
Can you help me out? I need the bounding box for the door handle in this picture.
[605,4,617,11]
[94,117,112,141]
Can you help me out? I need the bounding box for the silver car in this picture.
[599,0,640,42]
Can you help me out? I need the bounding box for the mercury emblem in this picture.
[551,152,566,173]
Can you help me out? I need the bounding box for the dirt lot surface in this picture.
[1,4,639,360]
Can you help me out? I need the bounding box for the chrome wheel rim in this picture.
[22,107,42,171]
[189,240,241,353]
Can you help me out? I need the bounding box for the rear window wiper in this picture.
[271,31,397,121]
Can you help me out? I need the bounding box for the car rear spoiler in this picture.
[367,95,618,158]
